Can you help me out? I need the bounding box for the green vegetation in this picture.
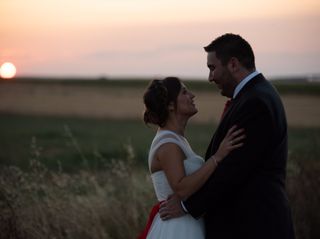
[272,81,320,95]
[0,114,152,171]
[1,114,319,170]
[0,114,218,171]
[4,77,320,95]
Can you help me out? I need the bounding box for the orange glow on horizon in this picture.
[0,0,319,77]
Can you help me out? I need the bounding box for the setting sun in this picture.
[0,62,17,79]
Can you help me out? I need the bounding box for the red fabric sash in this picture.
[137,201,163,239]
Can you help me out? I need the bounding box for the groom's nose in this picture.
[208,71,215,83]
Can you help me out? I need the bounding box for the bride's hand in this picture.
[159,194,185,220]
[213,125,245,163]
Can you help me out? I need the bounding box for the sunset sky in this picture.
[1,0,320,79]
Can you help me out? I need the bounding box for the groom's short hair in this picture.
[204,33,256,71]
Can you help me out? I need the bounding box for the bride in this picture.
[139,77,245,238]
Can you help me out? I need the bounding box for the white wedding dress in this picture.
[146,130,205,239]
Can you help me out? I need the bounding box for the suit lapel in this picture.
[205,74,266,160]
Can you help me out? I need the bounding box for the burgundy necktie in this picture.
[221,99,232,119]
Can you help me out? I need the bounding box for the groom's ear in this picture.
[228,57,240,73]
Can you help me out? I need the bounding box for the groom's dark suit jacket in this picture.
[184,74,295,239]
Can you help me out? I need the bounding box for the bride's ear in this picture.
[168,102,175,111]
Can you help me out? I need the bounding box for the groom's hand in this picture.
[159,194,185,221]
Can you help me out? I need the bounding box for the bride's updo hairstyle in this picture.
[143,77,182,127]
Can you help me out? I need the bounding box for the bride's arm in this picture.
[158,126,244,200]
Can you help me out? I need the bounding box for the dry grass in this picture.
[287,159,320,239]
[0,82,319,126]
[0,141,155,239]
[1,149,319,239]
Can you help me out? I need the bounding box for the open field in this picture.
[0,79,320,127]
[1,79,320,239]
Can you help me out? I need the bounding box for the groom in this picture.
[159,33,295,239]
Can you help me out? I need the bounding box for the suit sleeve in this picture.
[184,98,273,218]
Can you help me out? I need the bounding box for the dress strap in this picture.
[148,131,191,172]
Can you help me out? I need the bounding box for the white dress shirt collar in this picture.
[233,71,260,99]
